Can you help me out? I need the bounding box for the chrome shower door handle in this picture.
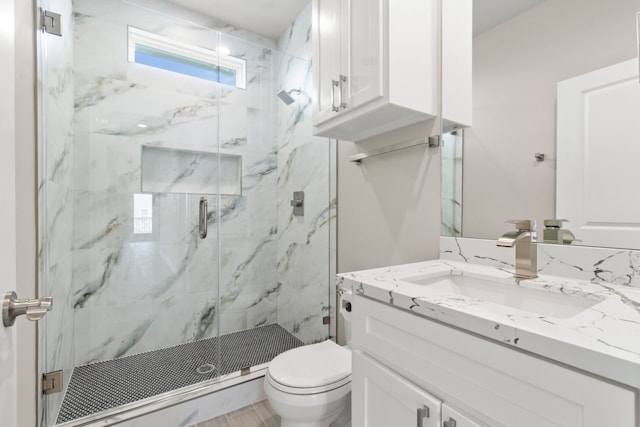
[3,291,53,327]
[199,197,208,239]
[339,74,347,109]
[331,79,340,112]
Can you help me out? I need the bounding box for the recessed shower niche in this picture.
[36,0,335,424]
[141,146,242,195]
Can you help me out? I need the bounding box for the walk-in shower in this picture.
[37,0,334,425]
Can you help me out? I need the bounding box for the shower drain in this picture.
[196,364,216,374]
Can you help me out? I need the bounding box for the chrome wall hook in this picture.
[3,291,53,327]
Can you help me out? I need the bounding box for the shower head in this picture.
[277,88,302,105]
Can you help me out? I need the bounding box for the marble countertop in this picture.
[338,259,640,389]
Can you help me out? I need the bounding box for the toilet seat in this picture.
[267,340,351,395]
[266,371,351,395]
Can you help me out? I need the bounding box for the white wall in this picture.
[337,121,441,273]
[464,0,639,239]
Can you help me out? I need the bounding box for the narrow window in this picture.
[133,193,153,234]
[127,27,246,89]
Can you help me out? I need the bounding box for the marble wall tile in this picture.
[42,3,333,414]
[38,1,76,424]
[275,3,333,344]
[440,236,640,287]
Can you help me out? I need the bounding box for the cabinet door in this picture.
[312,0,342,125]
[352,350,442,427]
[442,404,483,427]
[344,0,383,110]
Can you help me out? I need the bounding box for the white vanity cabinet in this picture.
[352,295,637,427]
[352,350,444,427]
[311,0,472,142]
[353,350,483,427]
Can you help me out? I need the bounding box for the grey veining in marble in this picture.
[39,0,333,422]
[338,238,640,390]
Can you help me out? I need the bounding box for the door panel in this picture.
[346,0,383,108]
[312,0,342,124]
[557,59,640,248]
[352,350,442,427]
[0,0,18,424]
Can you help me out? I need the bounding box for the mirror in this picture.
[442,0,640,249]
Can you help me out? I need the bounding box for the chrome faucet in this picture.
[497,220,538,279]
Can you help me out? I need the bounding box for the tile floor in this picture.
[195,400,280,427]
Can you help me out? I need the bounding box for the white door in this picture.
[0,0,18,424]
[442,404,483,427]
[557,58,640,248]
[352,350,442,427]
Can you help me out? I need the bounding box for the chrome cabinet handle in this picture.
[199,197,208,239]
[443,418,457,427]
[417,405,430,427]
[339,74,347,109]
[3,292,53,327]
[331,79,340,112]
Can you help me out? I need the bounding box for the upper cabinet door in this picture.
[312,0,342,124]
[344,0,383,109]
[312,0,470,142]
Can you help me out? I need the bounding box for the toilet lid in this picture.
[268,340,351,389]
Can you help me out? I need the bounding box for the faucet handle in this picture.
[506,219,535,231]
[543,219,569,228]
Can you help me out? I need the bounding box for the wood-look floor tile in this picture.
[226,406,263,427]
[253,400,280,427]
[196,414,232,427]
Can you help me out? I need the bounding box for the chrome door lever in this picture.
[3,291,53,327]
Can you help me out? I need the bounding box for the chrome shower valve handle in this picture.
[3,291,53,327]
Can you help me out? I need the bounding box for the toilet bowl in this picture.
[264,292,352,427]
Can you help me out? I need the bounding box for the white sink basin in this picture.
[402,274,603,318]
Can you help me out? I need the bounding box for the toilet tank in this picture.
[337,289,353,346]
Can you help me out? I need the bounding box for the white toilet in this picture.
[264,292,352,427]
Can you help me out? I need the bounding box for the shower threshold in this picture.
[56,324,303,424]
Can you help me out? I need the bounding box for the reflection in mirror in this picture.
[441,130,463,237]
[442,0,640,249]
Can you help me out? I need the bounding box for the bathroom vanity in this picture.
[339,261,640,426]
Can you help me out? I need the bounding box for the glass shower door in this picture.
[37,0,226,424]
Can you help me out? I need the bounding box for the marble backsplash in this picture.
[441,236,640,287]
[40,2,332,422]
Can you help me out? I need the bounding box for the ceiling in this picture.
[167,0,545,41]
[166,0,309,40]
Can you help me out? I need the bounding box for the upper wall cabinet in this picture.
[311,0,472,142]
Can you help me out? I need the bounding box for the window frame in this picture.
[127,26,246,89]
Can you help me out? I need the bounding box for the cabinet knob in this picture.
[443,418,457,427]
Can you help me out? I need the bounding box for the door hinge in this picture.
[322,316,330,325]
[42,370,63,395]
[40,9,62,37]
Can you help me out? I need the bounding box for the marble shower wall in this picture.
[39,0,330,374]
[441,236,640,287]
[68,0,284,365]
[275,4,335,344]
[38,0,76,423]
